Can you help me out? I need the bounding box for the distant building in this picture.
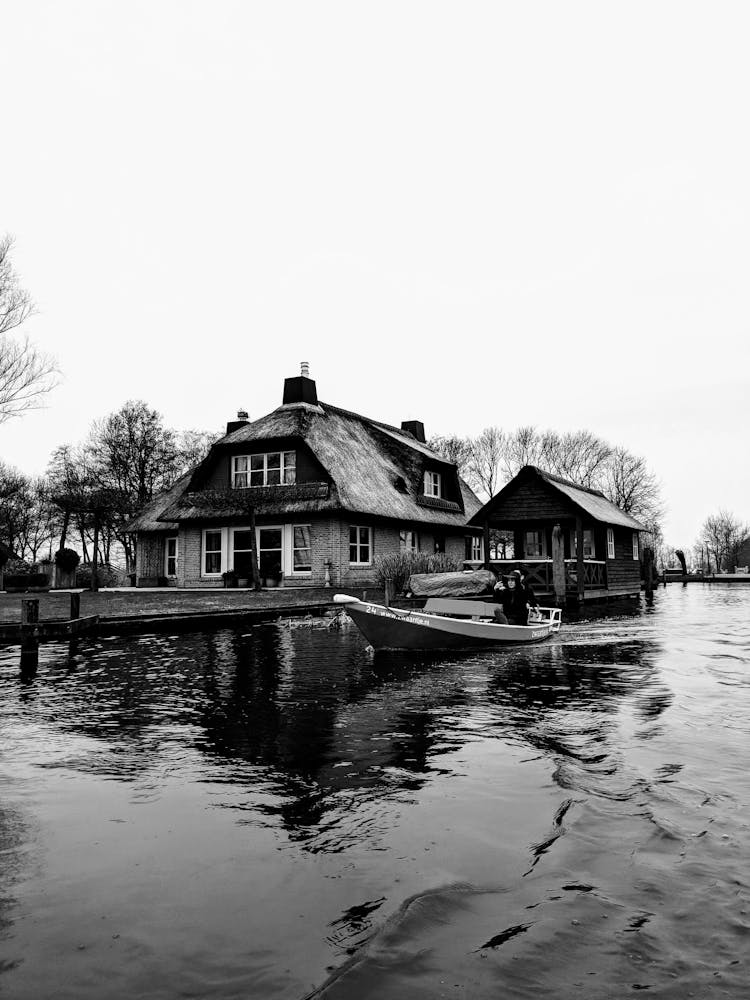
[127,366,482,588]
[467,465,646,601]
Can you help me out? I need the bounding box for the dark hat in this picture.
[511,569,522,579]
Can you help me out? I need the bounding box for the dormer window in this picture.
[423,470,442,498]
[232,451,296,488]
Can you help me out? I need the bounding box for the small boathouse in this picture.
[466,465,646,603]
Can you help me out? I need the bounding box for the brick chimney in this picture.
[401,420,426,443]
[283,362,318,406]
[226,408,249,434]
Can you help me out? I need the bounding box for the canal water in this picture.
[0,585,748,999]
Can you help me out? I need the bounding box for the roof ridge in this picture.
[319,401,405,435]
[533,465,607,498]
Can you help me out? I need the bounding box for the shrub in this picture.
[54,548,81,573]
[373,550,462,595]
[75,563,121,588]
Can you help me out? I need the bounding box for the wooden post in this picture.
[384,578,394,607]
[551,523,566,606]
[20,599,39,674]
[644,546,654,599]
[70,593,81,620]
[575,516,585,603]
[483,521,490,570]
[20,636,39,674]
[21,599,39,625]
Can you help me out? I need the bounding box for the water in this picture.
[0,585,748,999]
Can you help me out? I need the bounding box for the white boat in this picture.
[334,595,561,651]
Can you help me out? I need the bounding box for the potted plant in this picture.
[222,570,238,588]
[264,562,283,588]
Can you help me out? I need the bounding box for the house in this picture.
[466,465,646,602]
[127,366,483,588]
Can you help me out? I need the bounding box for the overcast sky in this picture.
[1,1,748,546]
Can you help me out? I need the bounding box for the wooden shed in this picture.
[466,465,646,603]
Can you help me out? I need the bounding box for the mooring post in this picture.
[20,636,39,674]
[644,546,654,599]
[552,523,566,606]
[70,593,81,620]
[21,599,39,626]
[384,578,394,607]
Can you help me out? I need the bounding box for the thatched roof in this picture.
[132,400,482,532]
[124,472,193,533]
[469,465,646,531]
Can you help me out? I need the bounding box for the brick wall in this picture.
[167,519,472,589]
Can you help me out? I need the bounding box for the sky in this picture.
[1,1,748,547]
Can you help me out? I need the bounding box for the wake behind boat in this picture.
[334,594,561,651]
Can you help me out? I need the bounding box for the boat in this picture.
[333,594,561,651]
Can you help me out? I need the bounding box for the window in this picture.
[203,529,222,575]
[632,532,640,560]
[399,529,419,552]
[165,536,178,577]
[232,451,296,488]
[607,528,615,560]
[423,470,442,498]
[433,533,446,554]
[572,529,595,559]
[349,526,372,565]
[524,530,545,558]
[465,535,483,561]
[293,525,312,573]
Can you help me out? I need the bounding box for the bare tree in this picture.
[175,428,222,473]
[0,236,58,422]
[600,446,663,525]
[427,434,473,477]
[466,426,506,500]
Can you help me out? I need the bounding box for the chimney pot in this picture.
[301,361,310,377]
[237,408,248,421]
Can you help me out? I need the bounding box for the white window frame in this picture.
[202,528,225,577]
[423,470,442,498]
[165,536,178,577]
[524,529,545,558]
[632,532,640,560]
[290,524,312,576]
[607,527,615,560]
[349,525,373,566]
[467,535,483,562]
[399,529,419,552]
[255,524,285,577]
[232,451,296,488]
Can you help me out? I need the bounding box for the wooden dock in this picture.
[0,595,99,644]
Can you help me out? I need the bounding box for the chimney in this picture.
[401,420,426,443]
[283,361,318,406]
[226,408,250,435]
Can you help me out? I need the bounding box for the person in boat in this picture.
[506,569,539,625]
[492,575,512,624]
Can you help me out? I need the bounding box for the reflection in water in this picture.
[1,586,749,999]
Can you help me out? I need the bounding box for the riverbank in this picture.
[0,586,386,638]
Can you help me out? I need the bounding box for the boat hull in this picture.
[343,600,554,651]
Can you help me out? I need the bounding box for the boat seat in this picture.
[423,598,498,619]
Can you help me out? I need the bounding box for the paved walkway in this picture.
[0,586,383,626]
